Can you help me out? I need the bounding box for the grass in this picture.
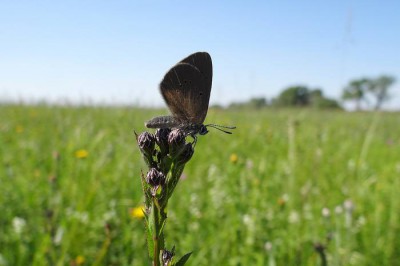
[1,104,399,265]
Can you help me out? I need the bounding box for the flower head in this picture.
[75,149,88,159]
[155,128,171,155]
[12,217,26,234]
[75,255,85,265]
[175,143,194,165]
[130,206,145,219]
[138,132,155,157]
[322,207,330,218]
[230,153,238,164]
[15,125,24,134]
[162,246,175,265]
[344,199,354,213]
[146,168,166,187]
[168,129,186,158]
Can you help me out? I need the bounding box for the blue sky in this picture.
[1,1,399,108]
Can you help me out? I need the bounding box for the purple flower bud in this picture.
[155,128,171,154]
[162,247,175,265]
[176,143,194,165]
[168,129,186,157]
[137,132,155,157]
[146,168,166,187]
[168,129,185,146]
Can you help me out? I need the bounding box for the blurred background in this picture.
[1,1,400,266]
[0,1,399,110]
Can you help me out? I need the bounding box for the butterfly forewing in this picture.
[160,59,211,125]
[180,52,213,93]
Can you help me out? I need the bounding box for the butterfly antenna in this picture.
[207,123,236,129]
[206,124,236,134]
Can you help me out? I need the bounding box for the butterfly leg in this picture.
[190,134,198,148]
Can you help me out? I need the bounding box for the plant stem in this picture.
[153,198,161,266]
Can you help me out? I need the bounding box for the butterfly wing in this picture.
[160,52,212,125]
[180,52,213,95]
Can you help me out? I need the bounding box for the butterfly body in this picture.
[145,115,209,137]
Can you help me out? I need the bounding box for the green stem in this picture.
[166,163,184,200]
[152,197,167,266]
[152,198,161,266]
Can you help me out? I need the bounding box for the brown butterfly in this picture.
[145,52,235,141]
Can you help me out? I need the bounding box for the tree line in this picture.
[227,75,396,110]
[342,75,396,110]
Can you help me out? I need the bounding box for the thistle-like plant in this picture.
[136,128,195,266]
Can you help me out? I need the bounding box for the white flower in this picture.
[12,217,26,235]
[102,210,117,221]
[335,205,343,214]
[242,214,253,227]
[289,211,300,224]
[344,199,354,212]
[322,208,330,218]
[264,241,273,252]
[53,227,64,245]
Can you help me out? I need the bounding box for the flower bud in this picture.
[146,168,166,187]
[168,129,186,157]
[175,143,194,165]
[138,132,155,157]
[161,247,175,265]
[155,128,171,154]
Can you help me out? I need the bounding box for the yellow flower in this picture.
[230,153,238,164]
[16,125,24,133]
[34,169,41,178]
[75,255,85,265]
[75,149,88,159]
[130,206,145,219]
[29,110,37,117]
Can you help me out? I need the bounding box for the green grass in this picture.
[1,104,399,265]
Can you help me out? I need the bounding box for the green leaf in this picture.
[146,206,155,259]
[174,252,192,266]
[146,223,154,259]
[159,233,165,252]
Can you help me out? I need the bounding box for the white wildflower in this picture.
[12,217,26,235]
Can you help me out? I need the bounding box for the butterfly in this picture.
[145,52,235,141]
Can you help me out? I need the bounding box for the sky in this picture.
[1,1,399,109]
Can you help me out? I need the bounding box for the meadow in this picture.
[1,104,399,266]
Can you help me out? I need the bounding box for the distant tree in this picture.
[341,78,370,110]
[272,86,341,109]
[309,89,323,106]
[369,75,396,110]
[228,97,268,109]
[310,89,341,109]
[312,97,341,109]
[249,97,267,109]
[309,89,323,99]
[273,86,310,106]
